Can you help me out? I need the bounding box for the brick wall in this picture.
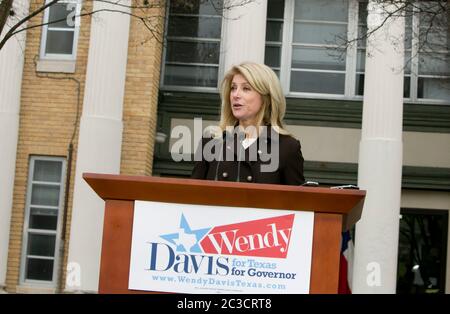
[6,0,164,293]
[5,0,94,292]
[120,5,165,176]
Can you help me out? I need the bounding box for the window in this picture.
[355,1,412,98]
[162,0,224,90]
[289,0,349,95]
[397,209,448,294]
[357,1,449,102]
[266,0,352,97]
[265,0,285,77]
[266,0,449,103]
[415,1,450,101]
[20,157,66,286]
[40,0,81,60]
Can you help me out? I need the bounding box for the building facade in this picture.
[0,0,449,294]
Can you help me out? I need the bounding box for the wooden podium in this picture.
[83,173,365,294]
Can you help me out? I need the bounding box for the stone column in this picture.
[353,0,405,293]
[222,0,268,71]
[0,0,30,290]
[66,2,131,292]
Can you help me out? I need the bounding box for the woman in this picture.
[191,62,305,185]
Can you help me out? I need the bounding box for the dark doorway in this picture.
[397,208,448,294]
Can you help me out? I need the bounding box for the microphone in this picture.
[236,147,242,182]
[236,129,245,182]
[214,131,227,181]
[214,144,224,181]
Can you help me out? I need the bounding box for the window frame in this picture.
[279,0,354,98]
[160,0,226,92]
[39,0,82,61]
[19,156,67,288]
[411,2,450,103]
[273,0,449,104]
[160,0,449,103]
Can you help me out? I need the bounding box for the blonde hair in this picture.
[218,62,289,135]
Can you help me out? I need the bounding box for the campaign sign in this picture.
[129,201,314,294]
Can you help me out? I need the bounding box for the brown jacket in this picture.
[191,128,305,185]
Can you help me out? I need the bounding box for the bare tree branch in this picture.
[0,0,14,36]
[0,0,258,51]
[332,0,449,79]
[0,0,60,50]
[83,0,165,10]
[2,8,165,47]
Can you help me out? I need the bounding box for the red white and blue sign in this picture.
[129,201,314,294]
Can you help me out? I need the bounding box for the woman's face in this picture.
[230,74,263,128]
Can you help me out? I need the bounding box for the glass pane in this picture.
[168,16,221,38]
[403,76,411,98]
[31,184,60,207]
[293,22,347,45]
[265,45,281,67]
[420,1,448,27]
[45,30,74,55]
[294,0,348,22]
[266,20,283,42]
[356,49,365,72]
[404,49,412,75]
[267,0,285,19]
[27,234,56,257]
[357,25,367,48]
[291,47,346,71]
[26,258,54,281]
[358,1,368,24]
[355,73,364,96]
[170,0,223,15]
[356,74,411,98]
[419,53,450,76]
[419,28,449,52]
[30,208,58,230]
[164,64,218,87]
[166,41,220,64]
[420,14,448,30]
[418,77,450,101]
[397,210,448,294]
[418,1,448,52]
[33,160,62,183]
[48,3,75,29]
[290,71,345,94]
[405,15,412,50]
